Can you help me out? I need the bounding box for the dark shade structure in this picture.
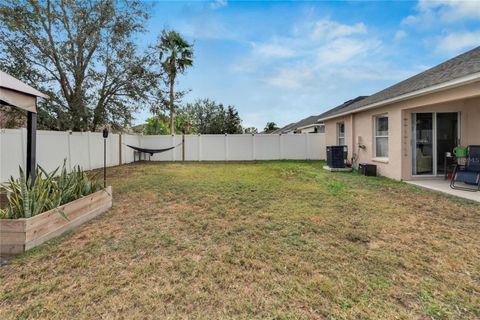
[0,71,48,183]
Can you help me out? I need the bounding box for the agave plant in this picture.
[0,208,8,219]
[1,162,101,220]
[54,162,101,204]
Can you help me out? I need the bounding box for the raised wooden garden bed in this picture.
[0,186,112,256]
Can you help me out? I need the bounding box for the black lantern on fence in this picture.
[102,128,109,188]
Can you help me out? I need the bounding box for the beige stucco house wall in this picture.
[323,81,480,180]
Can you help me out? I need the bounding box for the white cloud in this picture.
[240,18,393,93]
[403,0,480,26]
[436,30,480,52]
[232,16,415,99]
[334,64,418,81]
[266,67,315,89]
[316,38,381,64]
[252,43,296,58]
[177,16,234,40]
[394,30,407,41]
[311,19,367,40]
[210,0,228,10]
[234,18,380,80]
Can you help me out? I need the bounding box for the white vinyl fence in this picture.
[0,129,325,182]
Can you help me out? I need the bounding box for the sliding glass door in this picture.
[436,113,458,175]
[412,112,459,176]
[413,113,434,175]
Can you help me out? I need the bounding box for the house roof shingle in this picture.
[318,46,480,120]
[270,122,297,134]
[292,115,323,129]
[271,114,325,134]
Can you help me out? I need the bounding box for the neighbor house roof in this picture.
[317,96,368,121]
[271,114,325,134]
[318,46,480,121]
[270,122,296,134]
[291,115,323,131]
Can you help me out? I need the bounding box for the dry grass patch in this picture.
[1,161,479,319]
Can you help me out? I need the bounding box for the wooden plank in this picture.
[0,187,112,256]
[25,193,109,239]
[0,244,25,256]
[0,231,25,245]
[25,196,111,242]
[25,202,112,250]
[0,219,26,233]
[25,188,112,242]
[26,188,111,230]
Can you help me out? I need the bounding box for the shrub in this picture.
[0,162,101,219]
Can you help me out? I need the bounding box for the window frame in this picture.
[337,122,345,146]
[374,113,389,159]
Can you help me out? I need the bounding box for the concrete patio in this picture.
[405,179,480,203]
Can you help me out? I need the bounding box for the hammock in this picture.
[126,143,180,156]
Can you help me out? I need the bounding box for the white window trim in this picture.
[374,114,389,159]
[337,122,345,146]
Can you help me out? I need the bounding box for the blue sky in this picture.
[135,0,480,130]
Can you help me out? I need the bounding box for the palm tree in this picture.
[156,30,193,135]
[264,122,279,133]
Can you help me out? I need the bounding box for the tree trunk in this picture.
[92,105,103,132]
[169,77,175,135]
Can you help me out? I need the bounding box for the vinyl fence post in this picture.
[67,131,72,170]
[252,134,256,160]
[182,133,185,161]
[119,134,122,165]
[87,131,92,170]
[198,134,202,161]
[171,135,175,162]
[225,134,228,161]
[305,133,309,160]
[279,134,284,160]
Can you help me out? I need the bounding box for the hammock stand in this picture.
[126,143,182,161]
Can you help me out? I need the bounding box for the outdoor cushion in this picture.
[451,145,480,191]
[466,146,480,172]
[455,171,480,185]
[416,147,432,173]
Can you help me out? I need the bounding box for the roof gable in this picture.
[319,46,480,120]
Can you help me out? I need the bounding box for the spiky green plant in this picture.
[1,162,101,219]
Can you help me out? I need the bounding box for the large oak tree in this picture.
[0,0,160,131]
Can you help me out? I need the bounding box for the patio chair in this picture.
[450,145,480,192]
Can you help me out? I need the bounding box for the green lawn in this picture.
[1,161,479,319]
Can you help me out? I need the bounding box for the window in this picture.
[374,114,388,158]
[337,122,345,145]
[318,124,325,133]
